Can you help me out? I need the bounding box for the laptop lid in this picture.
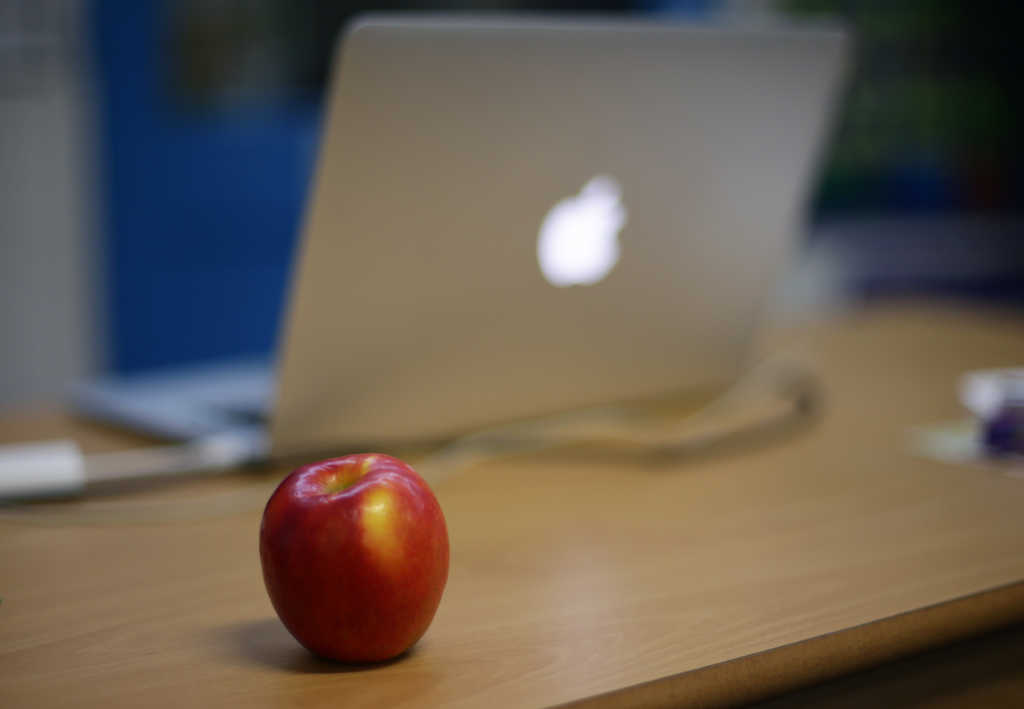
[271,15,850,454]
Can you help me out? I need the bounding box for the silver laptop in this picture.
[75,16,849,457]
[271,15,849,454]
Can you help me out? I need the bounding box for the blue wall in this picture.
[93,0,319,372]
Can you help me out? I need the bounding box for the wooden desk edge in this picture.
[558,580,1024,709]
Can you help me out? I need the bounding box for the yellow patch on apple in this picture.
[362,487,402,568]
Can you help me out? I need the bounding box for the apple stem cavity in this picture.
[317,454,378,495]
[321,474,358,494]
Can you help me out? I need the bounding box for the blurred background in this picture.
[1,0,1021,410]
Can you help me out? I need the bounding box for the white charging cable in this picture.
[0,360,819,500]
[0,429,267,500]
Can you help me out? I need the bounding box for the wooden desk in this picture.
[2,303,1024,708]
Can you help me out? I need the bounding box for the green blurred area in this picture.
[784,0,1021,214]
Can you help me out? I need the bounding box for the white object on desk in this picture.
[0,430,268,500]
[961,368,1024,419]
[0,439,86,498]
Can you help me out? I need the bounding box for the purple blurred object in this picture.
[960,368,1024,458]
[983,400,1024,457]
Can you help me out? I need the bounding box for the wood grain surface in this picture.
[2,302,1024,708]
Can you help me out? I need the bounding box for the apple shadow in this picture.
[215,617,416,674]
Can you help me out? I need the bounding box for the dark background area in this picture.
[90,0,1023,374]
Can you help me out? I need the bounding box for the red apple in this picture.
[259,453,449,662]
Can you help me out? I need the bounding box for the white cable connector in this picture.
[0,440,87,499]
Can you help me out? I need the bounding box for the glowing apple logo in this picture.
[537,175,627,287]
